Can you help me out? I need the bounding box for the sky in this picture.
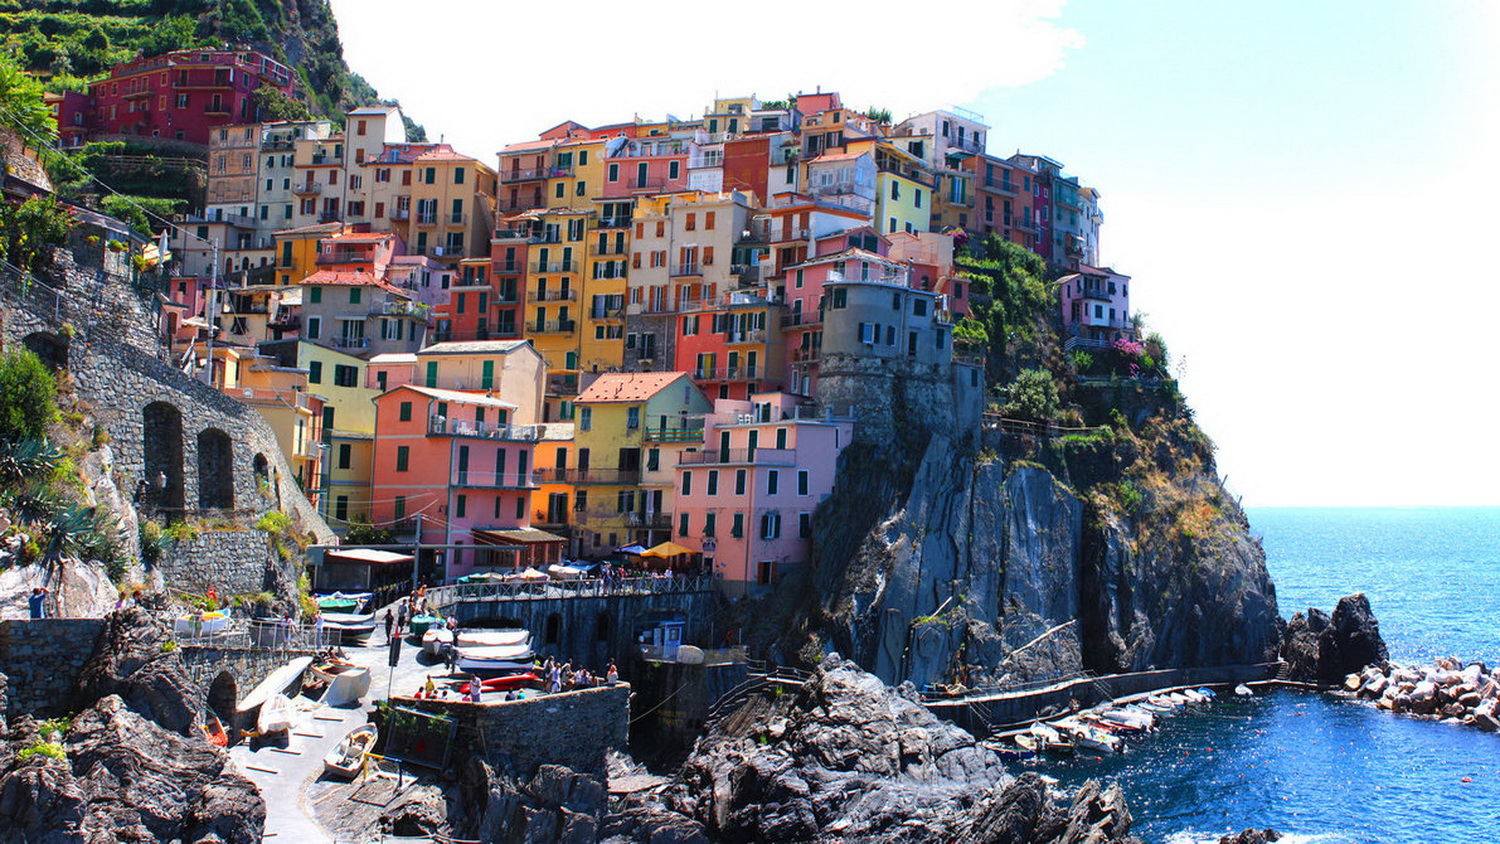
[329,0,1500,506]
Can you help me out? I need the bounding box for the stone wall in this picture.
[394,683,630,779]
[0,619,107,718]
[444,589,720,673]
[161,530,275,596]
[815,352,984,449]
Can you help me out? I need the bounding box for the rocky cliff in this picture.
[807,412,1281,691]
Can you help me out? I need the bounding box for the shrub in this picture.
[0,349,58,442]
[254,511,291,535]
[163,520,199,543]
[17,741,66,762]
[1001,368,1060,423]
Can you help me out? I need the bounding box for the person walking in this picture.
[383,608,395,642]
[442,642,458,675]
[313,611,326,647]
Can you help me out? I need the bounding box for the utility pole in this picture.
[411,513,423,593]
[201,238,220,384]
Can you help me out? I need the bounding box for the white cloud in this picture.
[328,0,1084,158]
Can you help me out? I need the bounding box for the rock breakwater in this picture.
[1346,656,1500,730]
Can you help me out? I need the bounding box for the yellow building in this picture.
[875,168,930,237]
[513,207,589,403]
[272,222,345,286]
[406,149,497,265]
[294,340,379,531]
[528,423,577,540]
[212,347,325,507]
[545,137,608,212]
[566,372,712,558]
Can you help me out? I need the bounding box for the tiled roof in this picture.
[325,232,392,243]
[807,151,867,164]
[400,384,519,409]
[577,372,687,403]
[368,352,418,364]
[299,269,406,296]
[500,139,556,153]
[418,340,530,356]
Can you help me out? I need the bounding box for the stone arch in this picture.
[252,453,270,484]
[207,670,237,720]
[544,613,562,646]
[143,401,185,512]
[22,331,68,369]
[595,611,612,643]
[197,427,234,510]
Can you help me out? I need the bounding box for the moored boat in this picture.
[422,627,454,656]
[256,693,295,734]
[202,709,228,747]
[454,629,531,648]
[455,641,535,673]
[457,672,541,695]
[408,614,442,636]
[319,612,376,645]
[1234,684,1254,698]
[173,610,229,638]
[1055,717,1122,753]
[236,656,314,722]
[313,660,372,707]
[323,724,378,778]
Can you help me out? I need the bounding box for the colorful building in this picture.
[85,49,295,145]
[1057,265,1132,349]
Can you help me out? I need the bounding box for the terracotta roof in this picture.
[807,151,867,165]
[500,139,557,153]
[788,247,904,272]
[325,232,392,243]
[274,222,344,237]
[299,269,406,296]
[577,372,687,403]
[415,150,478,163]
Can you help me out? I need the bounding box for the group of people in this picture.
[381,587,436,642]
[540,656,618,694]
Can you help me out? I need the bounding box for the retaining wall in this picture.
[161,530,275,595]
[0,619,107,718]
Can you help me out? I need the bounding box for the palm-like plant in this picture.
[0,437,62,485]
[1,477,65,526]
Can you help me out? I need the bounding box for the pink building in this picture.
[672,392,853,597]
[1057,264,1132,349]
[369,384,560,580]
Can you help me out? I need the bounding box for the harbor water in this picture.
[1045,507,1500,842]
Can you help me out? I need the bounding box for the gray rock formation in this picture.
[71,608,200,735]
[613,655,1141,843]
[1281,593,1388,684]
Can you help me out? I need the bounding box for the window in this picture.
[308,285,322,304]
[335,496,348,522]
[703,512,716,537]
[608,163,618,181]
[799,512,812,538]
[831,287,847,309]
[626,407,640,429]
[668,160,680,179]
[707,470,719,496]
[394,496,406,520]
[334,364,358,387]
[426,361,438,387]
[734,469,746,495]
[579,407,592,431]
[455,494,467,518]
[396,446,409,471]
[399,401,412,421]
[681,471,693,495]
[455,167,465,184]
[776,428,788,449]
[705,211,716,229]
[685,213,696,231]
[678,512,689,537]
[761,512,781,540]
[914,298,928,317]
[798,469,810,495]
[767,470,779,495]
[731,512,744,538]
[914,189,922,208]
[308,360,323,383]
[891,181,900,200]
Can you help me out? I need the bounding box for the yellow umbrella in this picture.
[641,541,693,558]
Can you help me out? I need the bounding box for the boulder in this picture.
[1279,609,1328,682]
[1218,831,1282,844]
[1316,594,1388,683]
[71,608,200,735]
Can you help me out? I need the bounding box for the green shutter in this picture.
[426,361,438,387]
[481,360,494,389]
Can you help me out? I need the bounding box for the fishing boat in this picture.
[1234,684,1254,698]
[1197,687,1218,700]
[1098,708,1155,732]
[202,710,229,747]
[236,656,314,723]
[312,660,372,707]
[982,737,1035,761]
[457,672,540,695]
[456,641,535,673]
[422,627,454,656]
[316,592,365,614]
[320,612,377,644]
[173,610,229,638]
[408,614,442,636]
[1056,717,1122,753]
[256,693,296,734]
[1014,732,1041,754]
[1029,722,1076,755]
[323,724,378,778]
[454,629,531,648]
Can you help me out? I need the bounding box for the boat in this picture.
[423,627,454,656]
[173,610,229,638]
[1099,708,1155,731]
[313,661,372,707]
[236,656,314,721]
[458,672,541,695]
[323,723,378,778]
[256,693,295,734]
[319,611,377,644]
[1234,684,1254,698]
[1197,687,1218,700]
[1055,717,1122,753]
[408,614,442,636]
[1029,722,1076,755]
[202,710,228,747]
[454,629,531,648]
[1014,732,1040,753]
[316,593,363,614]
[982,737,1035,761]
[456,641,536,673]
[1085,712,1143,734]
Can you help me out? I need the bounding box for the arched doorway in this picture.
[197,428,234,510]
[207,670,237,720]
[22,332,68,369]
[143,402,185,512]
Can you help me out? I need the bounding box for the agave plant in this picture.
[1,477,66,526]
[0,437,62,485]
[39,503,107,566]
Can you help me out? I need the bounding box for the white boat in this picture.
[456,641,536,672]
[313,661,372,707]
[1098,708,1154,731]
[1181,688,1209,704]
[454,629,530,648]
[237,656,313,719]
[1055,717,1122,753]
[257,693,295,734]
[422,627,454,655]
[173,610,229,638]
[1234,684,1254,698]
[323,724,378,778]
[319,611,376,644]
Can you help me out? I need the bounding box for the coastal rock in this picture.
[1218,831,1282,844]
[0,694,263,842]
[1280,593,1388,684]
[71,607,200,735]
[1279,609,1329,682]
[461,760,607,844]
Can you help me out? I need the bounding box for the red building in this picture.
[85,49,295,146]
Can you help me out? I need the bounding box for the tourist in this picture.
[313,611,326,647]
[441,642,458,674]
[206,586,218,609]
[548,661,562,694]
[383,609,394,642]
[28,586,49,619]
[606,660,619,685]
[423,676,436,698]
[468,679,482,703]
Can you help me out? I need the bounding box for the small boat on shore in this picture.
[1029,722,1076,755]
[982,737,1035,760]
[454,629,531,648]
[316,593,366,614]
[236,656,313,722]
[458,672,540,695]
[423,627,454,656]
[202,710,228,747]
[323,724,378,778]
[456,641,535,673]
[1055,716,1122,753]
[173,610,229,638]
[256,693,295,734]
[320,612,376,645]
[312,659,371,707]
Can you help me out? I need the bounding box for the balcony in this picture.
[429,415,544,441]
[317,212,341,224]
[415,212,439,226]
[643,424,705,443]
[450,212,468,226]
[984,178,1019,195]
[827,268,910,287]
[773,227,811,242]
[670,263,701,277]
[790,347,819,364]
[452,470,536,489]
[780,311,822,329]
[692,366,761,381]
[592,217,632,230]
[530,261,577,274]
[533,467,641,485]
[624,512,672,529]
[725,329,767,345]
[292,182,322,196]
[547,373,579,395]
[679,448,795,466]
[532,288,575,302]
[375,299,432,319]
[502,167,546,182]
[550,165,574,178]
[730,264,760,282]
[391,207,410,221]
[531,319,577,334]
[331,335,369,351]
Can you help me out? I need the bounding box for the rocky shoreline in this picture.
[1343,657,1499,731]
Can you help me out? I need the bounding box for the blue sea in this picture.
[1048,507,1500,843]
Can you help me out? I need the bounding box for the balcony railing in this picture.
[331,335,368,350]
[773,227,811,242]
[415,212,438,226]
[590,305,624,320]
[316,250,367,265]
[826,268,911,287]
[643,425,705,443]
[530,261,577,274]
[730,264,760,282]
[671,263,701,277]
[592,217,632,229]
[623,512,672,529]
[532,288,575,301]
[502,167,547,182]
[533,467,641,485]
[451,470,537,489]
[692,366,761,381]
[375,299,431,318]
[391,208,410,221]
[725,329,767,344]
[781,311,822,328]
[679,448,795,466]
[428,416,544,441]
[293,182,322,195]
[531,319,577,333]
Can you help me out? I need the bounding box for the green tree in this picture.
[252,85,313,123]
[0,53,57,146]
[0,195,75,274]
[99,194,183,238]
[0,349,58,442]
[1002,368,1060,423]
[141,15,203,58]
